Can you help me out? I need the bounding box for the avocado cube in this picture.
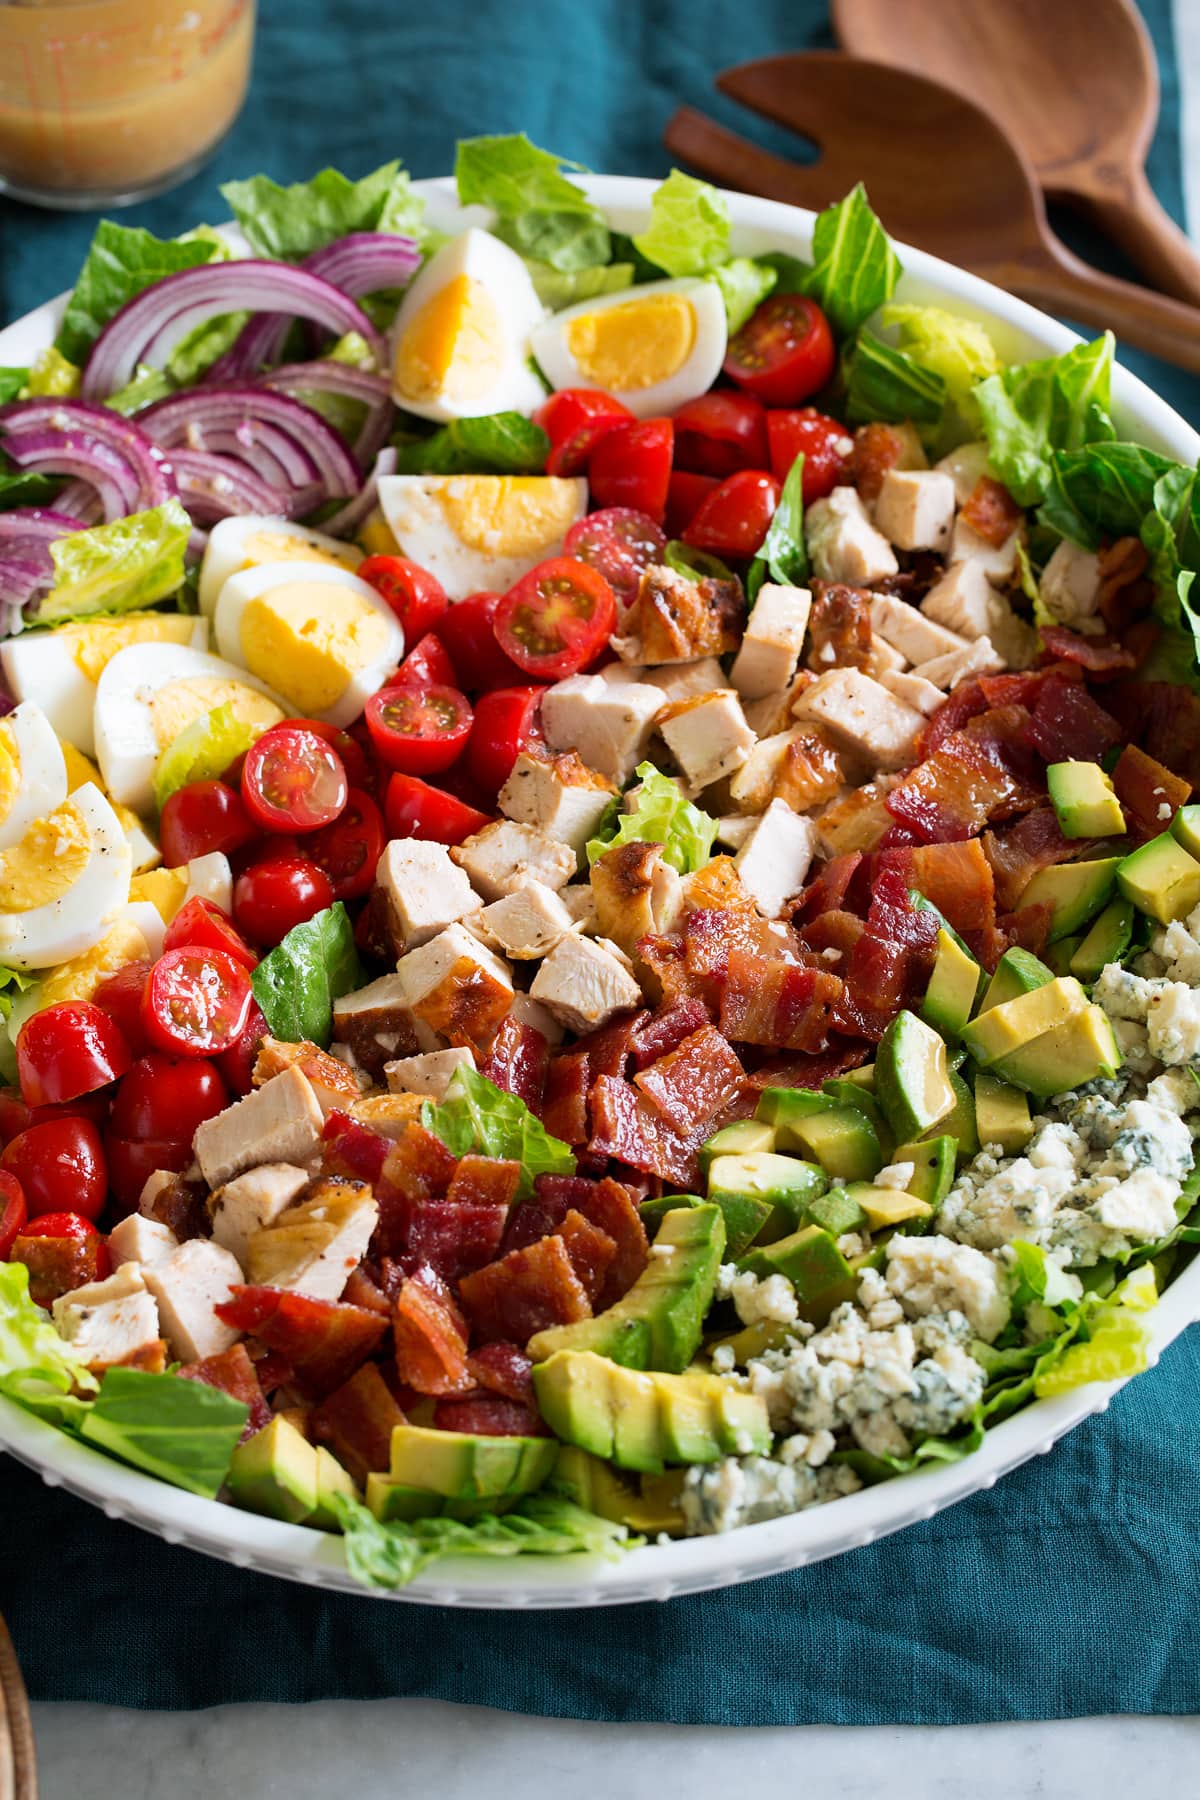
[892,1135,957,1207]
[656,1376,723,1464]
[961,976,1089,1068]
[308,1445,360,1532]
[708,1150,826,1249]
[806,1185,869,1236]
[973,1073,1034,1153]
[1070,896,1135,983]
[1045,935,1082,976]
[843,1063,876,1089]
[875,1009,957,1142]
[1118,831,1200,924]
[548,1446,684,1533]
[1171,805,1200,861]
[979,947,1055,1011]
[1016,858,1121,943]
[699,1119,775,1172]
[921,1067,978,1160]
[712,1382,773,1457]
[755,1086,835,1128]
[611,1368,667,1474]
[1047,761,1127,839]
[737,1223,855,1304]
[990,1002,1122,1100]
[532,1352,617,1460]
[772,1104,882,1181]
[843,1181,933,1231]
[365,1474,446,1522]
[820,1078,893,1150]
[920,928,984,1038]
[637,1194,702,1234]
[227,1416,320,1525]
[389,1423,541,1499]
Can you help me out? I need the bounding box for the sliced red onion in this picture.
[167,448,296,523]
[0,547,56,613]
[0,399,177,521]
[51,481,105,523]
[318,446,397,538]
[139,388,360,502]
[303,233,421,298]
[81,262,384,402]
[0,507,83,546]
[257,361,394,466]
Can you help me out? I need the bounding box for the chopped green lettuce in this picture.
[804,183,901,337]
[250,902,364,1047]
[329,1492,630,1590]
[880,303,1001,426]
[0,462,60,512]
[24,347,82,398]
[975,333,1116,506]
[747,451,808,601]
[395,412,550,476]
[79,1367,248,1499]
[0,1262,97,1425]
[586,760,718,876]
[663,541,736,583]
[711,257,777,333]
[455,135,610,273]
[0,369,27,403]
[153,703,263,812]
[844,329,945,429]
[633,170,731,277]
[55,222,219,366]
[105,363,176,417]
[421,1065,575,1199]
[35,499,191,625]
[1033,1267,1155,1398]
[526,261,634,310]
[221,162,425,260]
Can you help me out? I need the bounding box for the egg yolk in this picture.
[393,275,506,405]
[37,916,152,1008]
[148,678,284,750]
[0,724,22,830]
[130,866,189,924]
[436,477,583,557]
[564,294,696,391]
[0,800,92,912]
[62,613,199,684]
[238,582,391,713]
[240,530,360,574]
[59,738,144,845]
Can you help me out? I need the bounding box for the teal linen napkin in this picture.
[2,0,1199,1722]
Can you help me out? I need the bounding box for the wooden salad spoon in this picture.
[0,1615,36,1800]
[664,54,1200,372]
[832,0,1200,309]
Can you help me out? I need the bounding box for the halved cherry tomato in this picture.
[241,725,348,835]
[106,1135,191,1215]
[535,388,634,478]
[564,507,665,607]
[357,555,448,641]
[0,1171,26,1260]
[233,856,335,948]
[466,685,546,794]
[15,1210,100,1241]
[16,1002,131,1107]
[391,632,458,690]
[160,779,255,868]
[766,408,853,501]
[1,1118,108,1223]
[281,719,371,791]
[216,997,269,1097]
[384,772,491,845]
[163,896,257,971]
[92,960,154,1056]
[587,418,674,525]
[111,1053,228,1143]
[141,947,254,1057]
[682,468,780,558]
[673,391,769,477]
[304,787,385,901]
[364,683,474,776]
[724,293,836,406]
[494,558,616,680]
[437,592,525,692]
[665,469,719,539]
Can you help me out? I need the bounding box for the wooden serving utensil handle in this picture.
[999,237,1200,374]
[0,1615,36,1800]
[1072,165,1200,311]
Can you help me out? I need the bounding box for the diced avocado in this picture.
[806,1185,869,1236]
[893,1136,956,1208]
[365,1475,514,1523]
[1045,935,1082,976]
[638,1193,702,1234]
[548,1446,685,1534]
[974,1072,1034,1153]
[1070,896,1135,982]
[990,1002,1122,1100]
[1016,858,1121,943]
[227,1416,320,1525]
[710,1319,792,1365]
[820,1078,894,1152]
[532,1351,771,1471]
[961,976,1089,1067]
[388,1424,557,1500]
[528,1203,726,1373]
[876,1009,957,1143]
[755,1086,835,1127]
[699,1119,774,1172]
[843,1064,875,1089]
[737,1224,856,1317]
[1171,805,1200,860]
[921,1067,978,1160]
[921,928,984,1038]
[530,1350,616,1459]
[708,1151,826,1250]
[766,1103,882,1182]
[980,947,1055,1011]
[843,1180,933,1232]
[1118,831,1200,924]
[1047,761,1126,839]
[308,1445,360,1532]
[658,1374,728,1464]
[612,1367,667,1474]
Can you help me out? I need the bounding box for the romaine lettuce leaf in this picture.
[0,369,27,403]
[153,703,263,812]
[803,184,901,338]
[880,303,1001,426]
[525,261,634,310]
[78,1367,248,1498]
[35,500,191,625]
[105,363,176,417]
[633,170,731,278]
[250,902,364,1047]
[844,329,945,428]
[421,1065,575,1199]
[586,760,718,875]
[0,462,60,512]
[220,162,424,260]
[329,1491,630,1590]
[455,135,610,273]
[55,222,219,366]
[711,257,777,333]
[747,451,808,601]
[395,413,550,475]
[1032,1266,1155,1398]
[23,347,82,398]
[974,333,1116,507]
[0,1262,97,1424]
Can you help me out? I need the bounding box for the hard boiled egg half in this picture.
[0,702,68,851]
[0,612,209,758]
[0,782,132,971]
[213,562,404,727]
[376,473,586,600]
[530,278,727,418]
[198,516,362,619]
[94,643,287,816]
[390,228,547,421]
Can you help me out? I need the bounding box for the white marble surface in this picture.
[27,1701,1200,1799]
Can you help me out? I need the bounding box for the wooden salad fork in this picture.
[832,0,1200,310]
[0,1615,36,1800]
[664,52,1200,372]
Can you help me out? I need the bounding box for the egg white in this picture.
[198,517,363,619]
[0,703,68,851]
[389,227,547,422]
[1,615,210,756]
[213,561,404,728]
[529,277,728,419]
[0,783,133,971]
[94,643,288,816]
[184,851,234,915]
[376,473,587,601]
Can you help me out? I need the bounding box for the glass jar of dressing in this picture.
[0,0,255,209]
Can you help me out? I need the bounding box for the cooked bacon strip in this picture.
[1107,680,1200,791]
[458,1234,592,1346]
[1097,535,1154,631]
[478,1016,550,1111]
[466,1341,536,1406]
[630,997,712,1070]
[309,1363,407,1485]
[845,866,940,1015]
[1026,675,1122,763]
[959,474,1023,546]
[792,852,864,925]
[576,1007,648,1082]
[886,731,1034,842]
[392,1267,473,1396]
[215,1286,388,1400]
[557,1208,618,1306]
[850,421,923,503]
[719,951,842,1053]
[878,838,997,937]
[433,1397,550,1436]
[404,1199,509,1283]
[634,1023,745,1134]
[574,1175,649,1304]
[498,1174,581,1256]
[1039,624,1140,675]
[798,908,865,963]
[177,1342,271,1443]
[321,1110,389,1184]
[1111,743,1191,841]
[375,1123,458,1257]
[589,1075,707,1188]
[540,1051,590,1145]
[447,1155,522,1210]
[982,805,1106,911]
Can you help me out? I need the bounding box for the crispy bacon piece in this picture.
[1097,535,1154,632]
[719,952,843,1052]
[575,1007,648,1082]
[806,582,873,672]
[540,1052,590,1145]
[447,1155,522,1210]
[772,728,847,813]
[139,1170,208,1241]
[739,1044,872,1094]
[814,782,896,855]
[321,1110,389,1185]
[878,838,997,937]
[886,731,1034,842]
[589,1076,708,1188]
[961,475,1022,546]
[844,865,940,1016]
[850,420,923,503]
[1026,675,1122,764]
[995,901,1055,959]
[177,1342,272,1443]
[622,562,745,662]
[478,1016,550,1112]
[309,1362,407,1484]
[374,1123,458,1258]
[983,806,1104,911]
[216,1286,388,1400]
[466,1341,536,1406]
[500,1172,593,1257]
[792,852,863,925]
[631,997,712,1070]
[1107,680,1200,792]
[684,907,801,992]
[636,933,700,1007]
[962,704,1042,790]
[404,1200,509,1283]
[433,1397,550,1436]
[798,908,865,963]
[1039,624,1139,675]
[341,1264,391,1318]
[557,1208,617,1305]
[574,1176,650,1305]
[1111,743,1190,842]
[392,1265,472,1396]
[917,679,991,755]
[458,1234,592,1346]
[633,1023,745,1135]
[11,1235,104,1308]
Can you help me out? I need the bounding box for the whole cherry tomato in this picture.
[304,787,385,901]
[141,947,254,1057]
[467,685,546,795]
[163,897,258,971]
[0,1170,26,1260]
[673,391,769,477]
[535,388,634,477]
[92,960,154,1055]
[437,592,525,692]
[587,418,674,525]
[16,1002,131,1107]
[766,408,854,502]
[110,1053,228,1144]
[15,1210,100,1241]
[724,293,836,406]
[215,997,269,1097]
[664,469,719,539]
[1,1118,108,1223]
[241,725,349,834]
[493,559,616,680]
[0,1087,109,1148]
[682,468,780,558]
[384,772,490,845]
[391,632,459,691]
[564,507,665,607]
[160,779,256,868]
[233,856,335,947]
[105,1135,192,1215]
[364,683,474,776]
[356,555,449,641]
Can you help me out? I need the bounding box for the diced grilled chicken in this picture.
[452,819,575,902]
[509,988,567,1046]
[734,800,817,917]
[658,689,755,792]
[816,781,899,856]
[921,558,994,639]
[949,516,1020,582]
[541,669,664,784]
[911,636,1004,690]
[730,584,813,699]
[393,921,514,1048]
[871,593,968,664]
[479,880,574,959]
[613,562,745,664]
[530,932,644,1033]
[385,1046,477,1101]
[806,486,899,586]
[194,1066,325,1190]
[332,974,422,1081]
[243,1178,378,1304]
[142,1239,244,1362]
[52,1265,163,1372]
[1040,539,1104,631]
[643,656,729,705]
[348,1092,426,1139]
[497,747,616,854]
[874,469,956,552]
[208,1162,311,1267]
[253,1036,364,1116]
[107,1214,178,1270]
[590,839,683,957]
[375,838,481,953]
[880,667,945,717]
[793,668,925,773]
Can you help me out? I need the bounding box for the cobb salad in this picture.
[1,138,1200,1592]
